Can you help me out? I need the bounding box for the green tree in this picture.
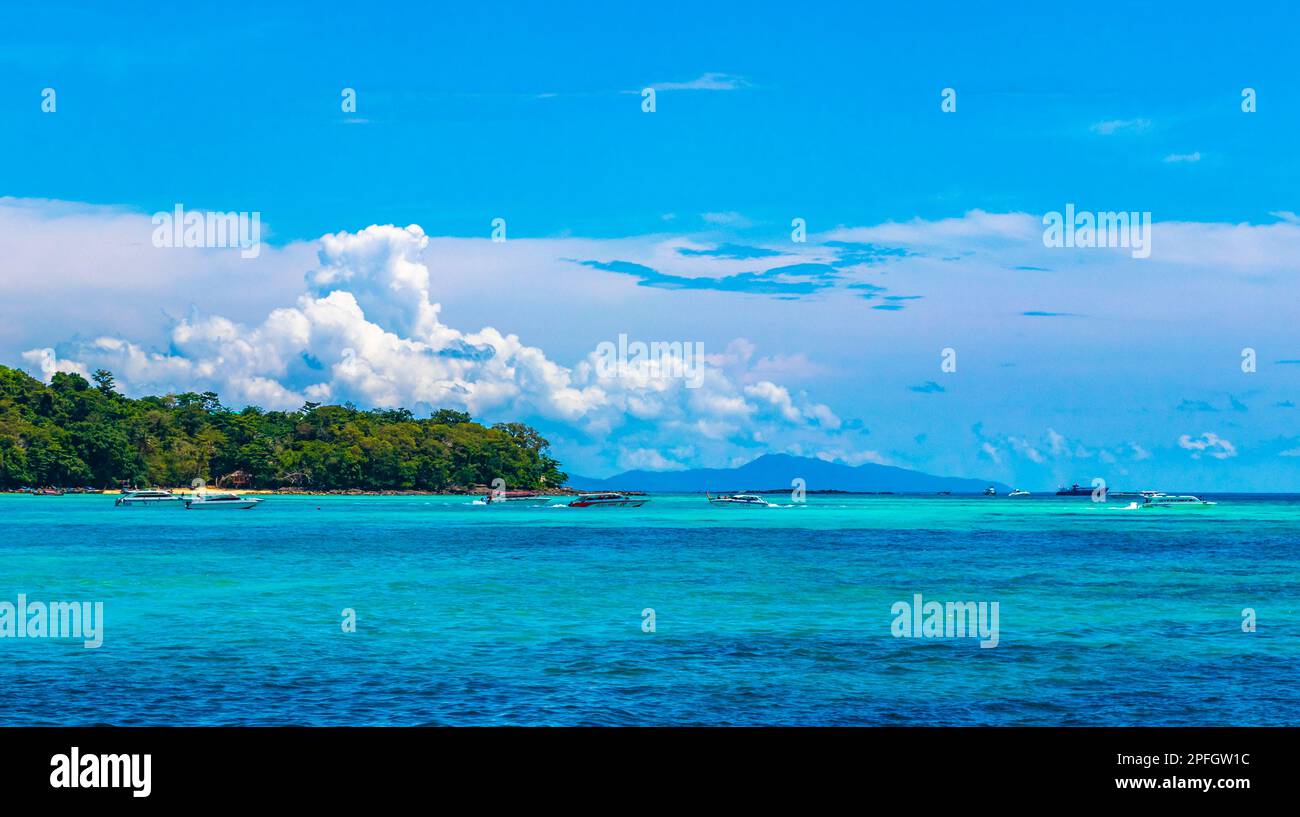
[0,365,568,491]
[92,369,117,397]
[431,409,472,425]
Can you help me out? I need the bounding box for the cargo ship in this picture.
[1055,483,1093,496]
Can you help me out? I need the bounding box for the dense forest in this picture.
[0,365,567,491]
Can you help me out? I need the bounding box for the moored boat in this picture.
[1008,488,1031,497]
[184,492,262,510]
[567,492,649,508]
[1055,483,1093,496]
[115,490,185,507]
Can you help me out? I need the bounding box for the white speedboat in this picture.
[185,492,262,510]
[567,492,649,508]
[1140,493,1215,509]
[115,490,185,507]
[481,491,555,506]
[1110,490,1154,498]
[1008,489,1031,497]
[706,492,771,507]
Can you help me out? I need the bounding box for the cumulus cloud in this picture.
[9,197,1300,485]
[24,222,870,474]
[742,380,840,428]
[22,347,88,381]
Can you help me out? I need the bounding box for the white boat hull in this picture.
[568,499,649,508]
[185,500,261,510]
[1140,494,1216,509]
[116,498,185,507]
[483,497,554,506]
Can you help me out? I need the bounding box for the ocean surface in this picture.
[1,492,1296,726]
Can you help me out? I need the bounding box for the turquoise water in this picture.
[0,493,1296,725]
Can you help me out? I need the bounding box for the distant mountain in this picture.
[566,453,1008,494]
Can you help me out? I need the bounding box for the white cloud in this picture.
[744,381,801,423]
[701,211,752,227]
[824,209,1039,248]
[651,73,749,91]
[21,347,88,380]
[0,196,312,354]
[815,448,886,466]
[980,442,1002,466]
[1163,151,1202,163]
[618,448,683,470]
[1007,437,1045,463]
[744,352,829,383]
[986,428,1146,464]
[8,196,1300,485]
[1178,432,1237,460]
[1091,118,1152,135]
[23,221,870,475]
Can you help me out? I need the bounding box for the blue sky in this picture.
[4,1,1298,238]
[2,2,1299,489]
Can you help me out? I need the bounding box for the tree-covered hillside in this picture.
[0,365,566,491]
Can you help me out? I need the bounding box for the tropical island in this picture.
[0,365,566,492]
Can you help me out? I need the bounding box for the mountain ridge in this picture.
[566,453,1008,494]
